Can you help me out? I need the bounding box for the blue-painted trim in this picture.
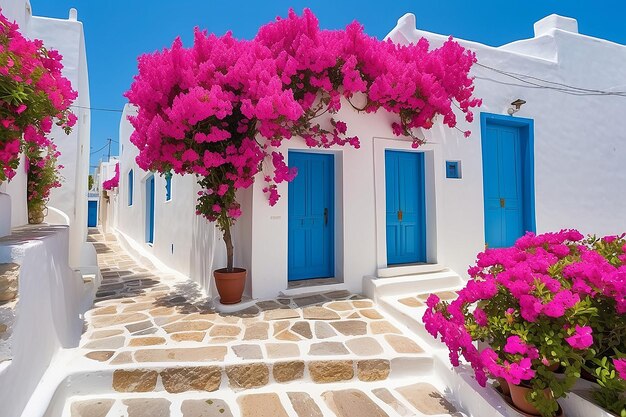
[287,151,335,281]
[385,149,427,265]
[165,174,172,201]
[87,200,98,227]
[480,112,536,240]
[128,169,134,206]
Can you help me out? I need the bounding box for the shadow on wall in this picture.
[190,215,218,298]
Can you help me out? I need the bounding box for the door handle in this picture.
[324,208,328,226]
[397,209,403,221]
[500,198,505,208]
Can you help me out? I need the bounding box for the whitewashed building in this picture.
[112,14,626,304]
[0,0,92,269]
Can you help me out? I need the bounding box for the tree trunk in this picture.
[222,222,234,272]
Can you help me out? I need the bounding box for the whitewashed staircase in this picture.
[363,267,465,349]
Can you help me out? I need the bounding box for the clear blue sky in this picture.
[31,0,626,173]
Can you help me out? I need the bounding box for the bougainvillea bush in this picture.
[25,141,62,223]
[0,9,77,183]
[126,9,480,270]
[102,162,119,190]
[423,231,626,417]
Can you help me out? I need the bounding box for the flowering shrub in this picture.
[423,230,626,417]
[0,9,77,182]
[126,9,480,270]
[102,162,119,190]
[25,141,62,223]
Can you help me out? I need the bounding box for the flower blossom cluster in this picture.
[423,230,626,388]
[125,9,480,225]
[0,9,77,182]
[25,141,62,214]
[102,162,119,190]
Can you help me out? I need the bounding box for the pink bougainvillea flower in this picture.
[614,358,626,380]
[565,325,593,350]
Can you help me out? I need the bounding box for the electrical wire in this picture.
[70,104,124,113]
[474,62,626,98]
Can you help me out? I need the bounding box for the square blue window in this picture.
[446,161,461,179]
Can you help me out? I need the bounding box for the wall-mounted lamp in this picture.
[507,99,526,115]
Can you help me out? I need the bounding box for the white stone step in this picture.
[363,269,464,301]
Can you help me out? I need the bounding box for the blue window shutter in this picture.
[446,161,461,179]
[128,170,134,206]
[165,174,172,201]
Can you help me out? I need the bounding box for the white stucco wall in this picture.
[116,105,232,296]
[0,1,91,268]
[114,13,626,300]
[28,11,91,268]
[0,226,91,417]
[387,13,626,280]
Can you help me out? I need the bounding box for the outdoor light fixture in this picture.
[507,99,526,115]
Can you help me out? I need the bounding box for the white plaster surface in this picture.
[0,0,92,268]
[0,226,93,417]
[0,192,10,238]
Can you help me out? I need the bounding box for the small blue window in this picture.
[446,161,461,179]
[128,169,134,205]
[165,174,172,201]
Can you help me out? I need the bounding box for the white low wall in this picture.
[0,225,93,417]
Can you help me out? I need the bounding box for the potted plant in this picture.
[124,9,480,304]
[424,230,606,417]
[25,142,63,224]
[565,235,626,417]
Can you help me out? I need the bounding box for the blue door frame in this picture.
[146,175,155,244]
[481,113,535,248]
[385,150,427,265]
[288,152,334,281]
[87,200,98,227]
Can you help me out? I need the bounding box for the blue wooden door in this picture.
[385,150,426,265]
[87,200,98,227]
[146,175,155,244]
[483,124,524,248]
[288,152,334,280]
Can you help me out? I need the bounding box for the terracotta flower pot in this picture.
[214,268,246,305]
[509,383,553,416]
[496,377,511,396]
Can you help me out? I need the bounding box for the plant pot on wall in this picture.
[28,204,46,224]
[509,383,555,416]
[213,268,246,304]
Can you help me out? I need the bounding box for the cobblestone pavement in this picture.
[64,230,462,417]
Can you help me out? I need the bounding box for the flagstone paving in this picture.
[62,230,464,417]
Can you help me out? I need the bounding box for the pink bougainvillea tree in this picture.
[0,9,77,183]
[102,162,119,191]
[125,9,481,271]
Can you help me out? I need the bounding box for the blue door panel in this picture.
[288,152,334,281]
[386,150,426,265]
[483,122,525,248]
[87,200,98,227]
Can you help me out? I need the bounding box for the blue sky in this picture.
[31,0,626,173]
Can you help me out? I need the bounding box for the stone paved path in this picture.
[63,230,463,417]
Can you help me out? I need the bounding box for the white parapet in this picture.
[534,14,579,37]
